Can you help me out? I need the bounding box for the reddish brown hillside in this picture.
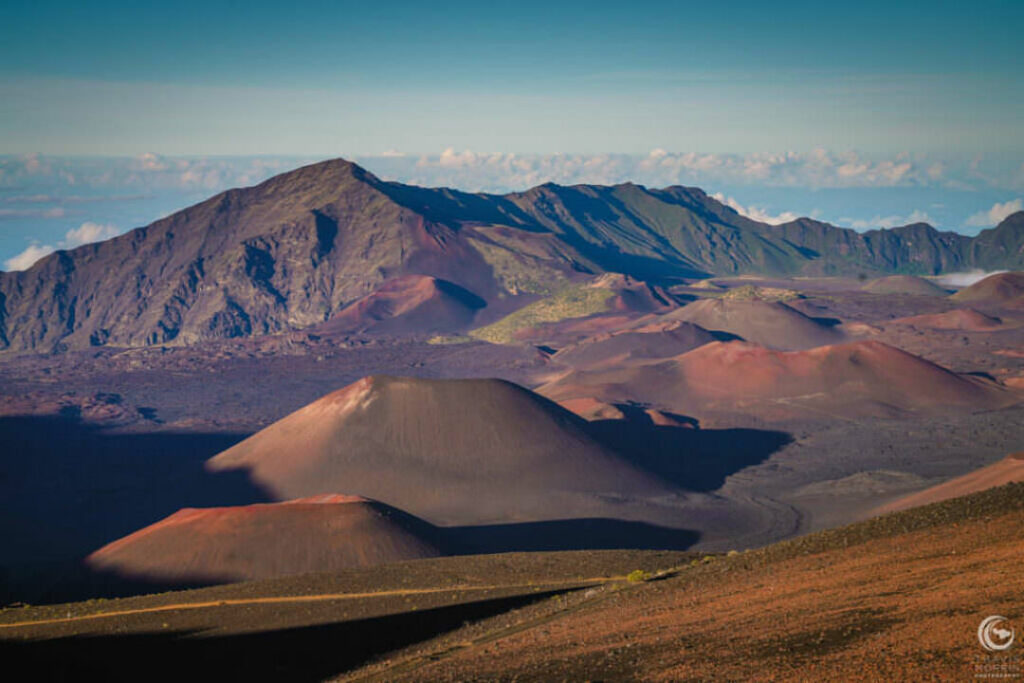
[540,340,1019,420]
[861,274,950,296]
[551,320,714,368]
[950,271,1024,304]
[888,307,1003,331]
[206,376,675,525]
[872,453,1024,515]
[663,298,843,349]
[373,485,1024,681]
[313,275,485,335]
[86,495,444,584]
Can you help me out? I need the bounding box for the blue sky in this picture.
[2,0,1023,156]
[1,1,1023,268]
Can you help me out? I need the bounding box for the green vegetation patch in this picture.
[425,335,474,345]
[626,569,653,583]
[469,284,616,344]
[721,284,803,302]
[469,237,563,296]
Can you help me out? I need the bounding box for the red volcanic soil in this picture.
[206,376,673,525]
[887,307,1003,331]
[662,298,843,349]
[551,320,715,368]
[872,453,1024,515]
[364,486,1024,682]
[861,274,950,296]
[313,275,485,335]
[950,271,1024,305]
[86,495,444,584]
[539,340,1019,420]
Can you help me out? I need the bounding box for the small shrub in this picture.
[626,569,652,583]
[426,335,473,345]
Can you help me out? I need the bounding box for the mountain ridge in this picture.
[1,157,1022,352]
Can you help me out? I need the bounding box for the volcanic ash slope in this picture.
[872,452,1024,515]
[206,376,679,526]
[887,308,1003,331]
[662,298,844,350]
[539,340,1020,421]
[86,495,445,584]
[861,275,950,296]
[313,275,486,336]
[551,320,716,368]
[950,271,1024,306]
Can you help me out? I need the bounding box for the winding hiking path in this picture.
[0,577,624,631]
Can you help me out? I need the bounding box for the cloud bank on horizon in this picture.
[3,149,1023,195]
[397,148,1022,191]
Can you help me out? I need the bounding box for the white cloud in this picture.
[0,207,66,219]
[396,149,965,193]
[710,193,801,225]
[134,152,170,171]
[0,151,1020,197]
[2,194,56,203]
[844,210,934,230]
[436,147,481,168]
[3,244,56,271]
[63,221,120,246]
[2,221,122,271]
[964,199,1023,228]
[934,270,1008,288]
[20,153,46,175]
[2,194,148,204]
[0,155,319,195]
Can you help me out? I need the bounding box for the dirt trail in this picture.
[0,577,624,631]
